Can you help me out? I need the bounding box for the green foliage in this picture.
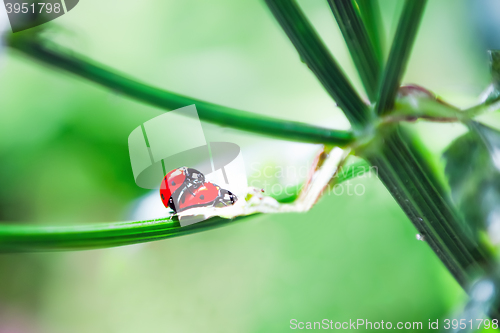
[368,126,490,288]
[490,50,500,90]
[444,122,500,238]
[3,0,500,323]
[0,161,367,251]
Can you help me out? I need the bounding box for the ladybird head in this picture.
[220,188,237,205]
[185,167,205,186]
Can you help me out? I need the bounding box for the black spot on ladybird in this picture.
[171,181,176,186]
[199,195,204,200]
[161,194,164,200]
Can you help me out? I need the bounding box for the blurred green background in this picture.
[0,0,497,331]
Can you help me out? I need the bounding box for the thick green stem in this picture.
[366,126,492,288]
[7,34,354,146]
[376,0,427,115]
[264,0,370,128]
[327,0,381,102]
[368,126,500,321]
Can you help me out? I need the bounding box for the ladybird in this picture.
[159,167,205,209]
[169,182,238,213]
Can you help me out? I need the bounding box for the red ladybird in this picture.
[169,182,238,213]
[160,167,205,209]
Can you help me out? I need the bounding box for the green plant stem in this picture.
[376,0,427,115]
[7,34,355,146]
[0,216,248,252]
[366,126,491,288]
[355,0,384,65]
[0,161,368,252]
[327,0,381,102]
[264,0,370,128]
[464,93,500,119]
[368,126,500,321]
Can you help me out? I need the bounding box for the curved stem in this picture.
[0,216,248,252]
[0,161,368,252]
[7,33,355,146]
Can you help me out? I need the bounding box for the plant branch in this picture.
[6,33,355,146]
[376,0,427,115]
[365,126,492,288]
[264,0,370,128]
[355,0,384,65]
[464,90,500,119]
[0,162,368,252]
[0,216,250,252]
[327,0,381,102]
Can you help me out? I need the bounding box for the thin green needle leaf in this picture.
[443,121,500,239]
[376,0,427,115]
[7,34,355,146]
[327,0,381,102]
[0,216,251,252]
[0,162,364,252]
[264,0,370,127]
[355,0,384,65]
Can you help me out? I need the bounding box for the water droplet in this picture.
[416,234,425,241]
[472,280,495,302]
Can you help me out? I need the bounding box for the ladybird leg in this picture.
[177,186,192,200]
[181,183,197,196]
[186,186,196,196]
[210,197,227,208]
[168,196,177,213]
[170,186,192,212]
